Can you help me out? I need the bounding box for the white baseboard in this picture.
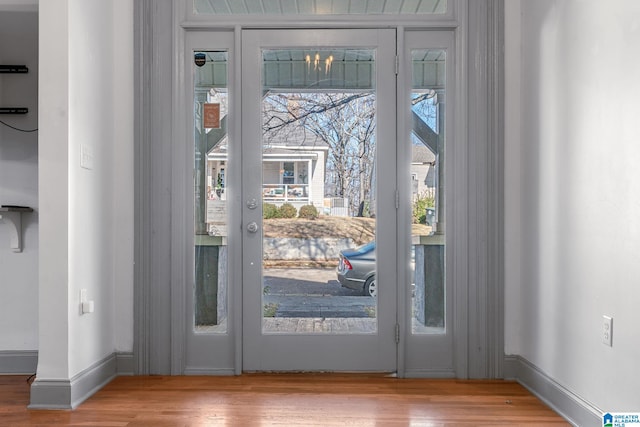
[115,352,134,376]
[402,368,456,378]
[29,352,134,409]
[504,355,602,427]
[183,367,235,375]
[0,350,38,374]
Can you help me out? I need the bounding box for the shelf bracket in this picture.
[0,208,33,252]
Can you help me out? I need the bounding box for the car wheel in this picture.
[363,276,377,297]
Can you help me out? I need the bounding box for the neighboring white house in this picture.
[411,144,436,199]
[207,133,329,211]
[206,130,434,216]
[207,141,434,213]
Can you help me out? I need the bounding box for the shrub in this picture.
[263,203,280,219]
[278,203,297,219]
[298,204,319,220]
[412,190,435,224]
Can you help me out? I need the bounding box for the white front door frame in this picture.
[134,0,505,379]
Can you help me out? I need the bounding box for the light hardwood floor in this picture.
[2,374,570,426]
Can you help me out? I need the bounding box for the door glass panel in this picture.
[410,49,446,334]
[261,48,377,334]
[194,50,229,333]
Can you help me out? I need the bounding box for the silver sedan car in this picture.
[336,241,416,298]
[336,241,377,297]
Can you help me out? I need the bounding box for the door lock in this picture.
[247,221,259,233]
[246,198,258,209]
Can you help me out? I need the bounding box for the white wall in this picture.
[38,0,70,379]
[67,0,116,377]
[505,0,640,411]
[37,0,133,380]
[0,10,39,352]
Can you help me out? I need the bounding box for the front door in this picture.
[241,29,398,371]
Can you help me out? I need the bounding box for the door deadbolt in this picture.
[246,198,258,209]
[247,221,259,233]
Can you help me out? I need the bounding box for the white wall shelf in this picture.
[0,206,33,252]
[0,65,29,114]
[0,65,29,73]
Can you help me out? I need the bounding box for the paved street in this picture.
[262,268,361,296]
[262,268,375,318]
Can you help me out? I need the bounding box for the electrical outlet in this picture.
[603,315,613,347]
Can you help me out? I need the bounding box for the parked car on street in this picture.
[336,241,377,297]
[336,241,416,298]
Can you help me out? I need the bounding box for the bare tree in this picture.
[262,92,376,217]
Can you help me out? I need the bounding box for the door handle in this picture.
[247,221,259,233]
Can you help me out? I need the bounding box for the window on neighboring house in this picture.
[412,173,419,194]
[282,162,295,184]
[218,168,225,188]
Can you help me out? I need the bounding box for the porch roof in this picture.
[196,49,444,92]
[209,147,321,161]
[412,144,436,164]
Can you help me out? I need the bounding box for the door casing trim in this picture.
[134,0,505,379]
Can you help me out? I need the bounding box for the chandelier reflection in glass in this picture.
[305,53,334,73]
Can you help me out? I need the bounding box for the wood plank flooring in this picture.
[1,374,571,426]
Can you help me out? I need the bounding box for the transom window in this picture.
[193,0,447,15]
